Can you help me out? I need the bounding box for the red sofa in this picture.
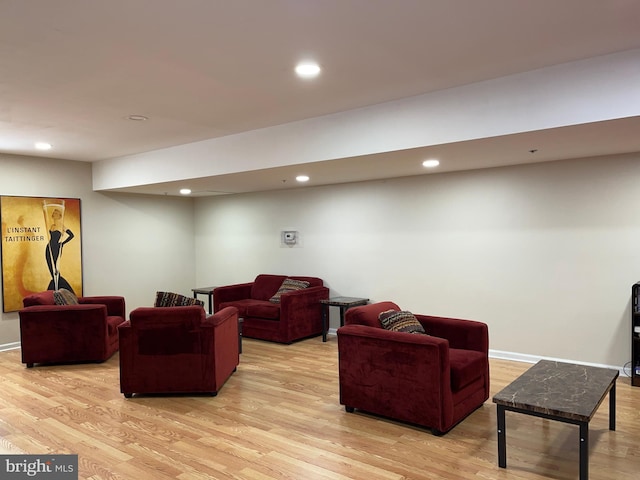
[19,290,126,368]
[337,301,489,435]
[118,305,239,397]
[213,274,329,344]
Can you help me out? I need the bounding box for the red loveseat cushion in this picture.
[246,301,280,320]
[250,275,286,301]
[218,299,277,320]
[22,290,56,306]
[220,299,281,320]
[448,348,486,392]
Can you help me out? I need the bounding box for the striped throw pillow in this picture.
[269,278,310,304]
[378,309,426,334]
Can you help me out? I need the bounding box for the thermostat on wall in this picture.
[282,231,297,245]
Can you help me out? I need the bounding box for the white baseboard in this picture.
[326,329,629,377]
[489,349,628,377]
[0,342,21,352]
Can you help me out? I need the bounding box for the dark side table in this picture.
[320,296,369,342]
[192,286,217,314]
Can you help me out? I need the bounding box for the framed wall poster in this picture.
[1,196,83,312]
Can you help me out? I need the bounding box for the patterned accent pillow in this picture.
[53,288,79,305]
[154,291,204,308]
[269,278,310,304]
[378,309,426,334]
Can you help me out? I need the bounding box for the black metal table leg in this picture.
[579,422,588,480]
[497,404,506,468]
[321,304,328,342]
[609,383,616,431]
[339,306,347,327]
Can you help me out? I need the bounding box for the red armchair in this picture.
[337,301,489,435]
[19,290,126,368]
[213,274,329,344]
[118,305,239,397]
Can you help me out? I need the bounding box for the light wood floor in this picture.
[1,337,638,480]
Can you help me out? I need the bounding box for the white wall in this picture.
[0,154,196,347]
[4,152,638,369]
[194,153,640,369]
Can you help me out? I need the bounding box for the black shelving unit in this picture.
[632,282,640,387]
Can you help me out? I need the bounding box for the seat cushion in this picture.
[220,299,280,320]
[449,348,487,391]
[106,316,125,336]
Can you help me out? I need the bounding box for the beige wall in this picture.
[0,154,196,347]
[194,153,640,369]
[3,152,638,370]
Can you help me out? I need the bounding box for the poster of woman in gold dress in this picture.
[1,196,82,312]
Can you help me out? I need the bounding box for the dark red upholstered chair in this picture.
[19,290,126,368]
[213,274,329,344]
[118,305,239,397]
[337,301,489,435]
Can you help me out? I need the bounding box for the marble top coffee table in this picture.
[492,360,618,480]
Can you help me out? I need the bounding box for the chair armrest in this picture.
[80,296,126,318]
[206,306,239,364]
[117,320,132,343]
[337,324,453,411]
[279,285,329,323]
[21,303,107,318]
[213,283,253,311]
[20,304,110,336]
[417,315,488,353]
[338,324,450,355]
[338,324,451,377]
[205,306,238,327]
[280,285,329,308]
[118,320,131,330]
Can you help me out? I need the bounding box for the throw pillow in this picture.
[378,309,426,334]
[53,288,79,306]
[155,291,204,308]
[269,278,310,304]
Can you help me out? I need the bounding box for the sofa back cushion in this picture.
[129,306,208,355]
[251,275,287,300]
[344,301,401,328]
[22,290,56,307]
[289,276,323,288]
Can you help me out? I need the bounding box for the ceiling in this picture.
[2,0,640,196]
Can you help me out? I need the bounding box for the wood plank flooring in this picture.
[0,337,638,479]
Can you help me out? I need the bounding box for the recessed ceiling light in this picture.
[295,62,321,79]
[422,159,440,168]
[296,175,310,182]
[35,142,52,150]
[128,115,148,121]
[179,188,192,195]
